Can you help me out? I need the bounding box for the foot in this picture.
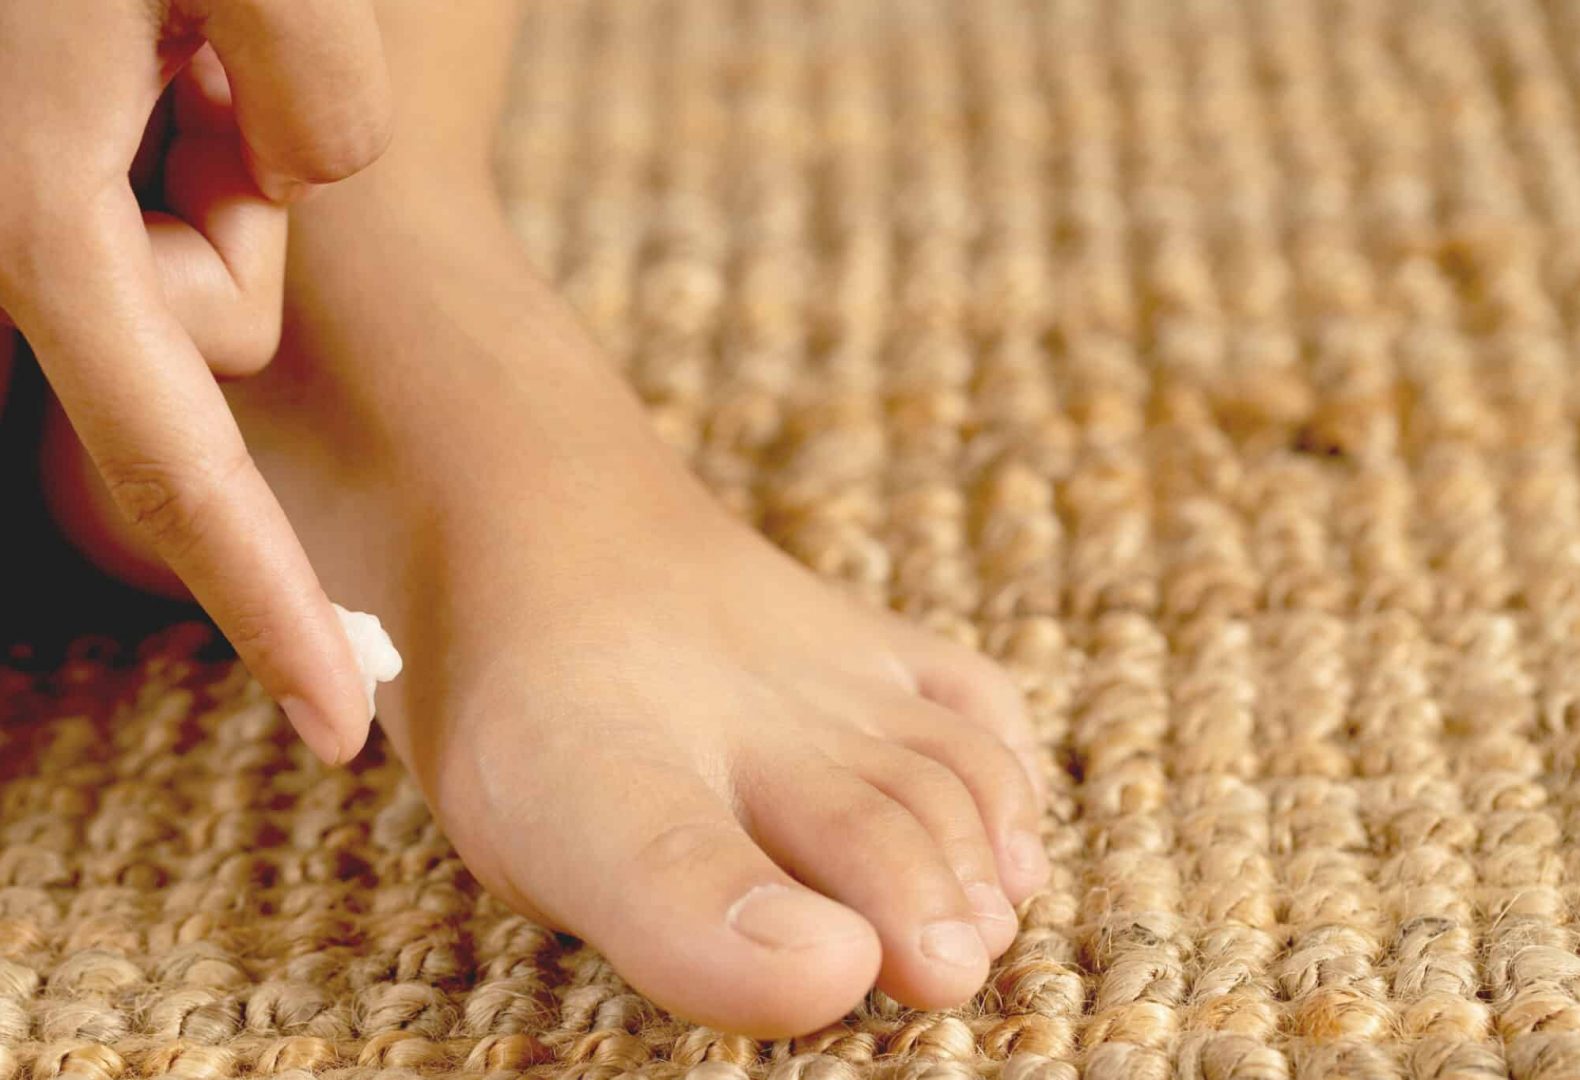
[38,186,1050,1037]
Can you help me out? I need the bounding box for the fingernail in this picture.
[920,919,988,968]
[279,696,344,766]
[727,884,858,951]
[1008,830,1050,880]
[966,882,1017,924]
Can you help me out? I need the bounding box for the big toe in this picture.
[462,755,881,1037]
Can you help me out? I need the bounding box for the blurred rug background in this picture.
[7,0,1580,1077]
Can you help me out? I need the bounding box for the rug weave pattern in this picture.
[7,0,1580,1076]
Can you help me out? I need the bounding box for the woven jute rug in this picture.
[7,0,1580,1076]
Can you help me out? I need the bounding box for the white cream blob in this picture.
[333,603,404,717]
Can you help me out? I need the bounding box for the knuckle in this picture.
[958,723,1023,775]
[941,835,998,879]
[223,605,274,655]
[829,790,915,848]
[910,757,979,827]
[899,749,975,806]
[629,818,745,883]
[99,452,240,558]
[101,461,194,550]
[831,795,957,885]
[939,830,996,875]
[932,728,1034,810]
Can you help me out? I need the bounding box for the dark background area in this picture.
[0,347,209,670]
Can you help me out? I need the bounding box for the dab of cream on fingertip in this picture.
[332,603,404,719]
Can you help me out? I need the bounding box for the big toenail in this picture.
[966,882,1016,923]
[920,919,987,968]
[1008,830,1050,878]
[727,884,857,950]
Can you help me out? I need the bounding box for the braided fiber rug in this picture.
[9,0,1580,1076]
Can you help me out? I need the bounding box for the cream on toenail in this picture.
[332,603,403,717]
[727,884,857,951]
[920,919,987,968]
[965,882,1016,923]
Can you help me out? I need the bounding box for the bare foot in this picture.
[38,174,1049,1037]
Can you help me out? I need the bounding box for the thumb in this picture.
[193,0,393,201]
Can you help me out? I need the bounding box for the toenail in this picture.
[920,919,988,968]
[966,882,1016,924]
[727,884,861,951]
[1008,830,1050,879]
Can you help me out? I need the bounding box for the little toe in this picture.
[741,752,991,1010]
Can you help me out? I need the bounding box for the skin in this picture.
[0,0,394,764]
[16,0,1053,1038]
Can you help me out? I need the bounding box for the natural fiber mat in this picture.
[8,0,1580,1076]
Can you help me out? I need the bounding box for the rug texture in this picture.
[7,0,1580,1076]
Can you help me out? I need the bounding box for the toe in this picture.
[874,697,1050,903]
[474,758,880,1038]
[851,739,1020,958]
[891,635,1046,805]
[741,752,992,1010]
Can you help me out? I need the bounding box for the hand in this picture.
[0,1,394,764]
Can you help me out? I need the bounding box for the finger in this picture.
[26,49,284,370]
[146,48,286,377]
[0,186,371,764]
[196,0,393,201]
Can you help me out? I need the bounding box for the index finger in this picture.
[0,186,370,763]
